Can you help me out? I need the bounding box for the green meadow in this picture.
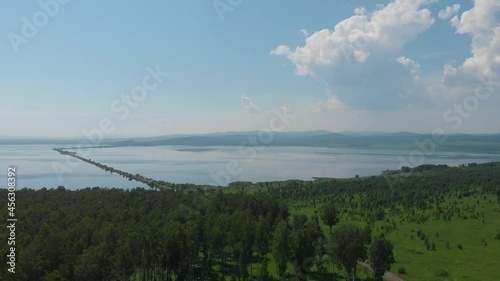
[226,163,500,281]
[279,194,500,281]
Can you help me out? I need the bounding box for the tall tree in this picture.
[271,220,290,279]
[331,224,367,281]
[228,211,255,280]
[369,235,395,281]
[254,216,271,262]
[290,214,325,281]
[321,202,340,234]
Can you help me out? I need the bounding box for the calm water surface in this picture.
[2,144,500,189]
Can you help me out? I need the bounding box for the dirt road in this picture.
[357,261,404,281]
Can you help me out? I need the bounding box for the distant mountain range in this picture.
[4,131,500,153]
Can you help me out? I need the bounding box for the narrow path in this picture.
[358,261,404,281]
[54,148,173,191]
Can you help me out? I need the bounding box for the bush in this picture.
[434,269,449,278]
[257,261,270,281]
[457,243,463,250]
[398,267,407,274]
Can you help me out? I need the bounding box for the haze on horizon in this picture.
[2,0,499,138]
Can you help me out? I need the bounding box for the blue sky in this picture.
[1,0,499,137]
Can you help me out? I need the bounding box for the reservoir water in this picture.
[2,144,500,189]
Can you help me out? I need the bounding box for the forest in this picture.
[1,162,499,281]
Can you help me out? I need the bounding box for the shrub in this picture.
[434,269,449,278]
[398,267,406,274]
[457,243,463,250]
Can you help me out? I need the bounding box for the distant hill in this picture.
[111,131,500,153]
[3,131,500,153]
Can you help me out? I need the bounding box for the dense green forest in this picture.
[1,162,500,281]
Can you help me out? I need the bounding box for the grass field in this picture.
[285,194,500,281]
[224,175,500,281]
[379,194,500,281]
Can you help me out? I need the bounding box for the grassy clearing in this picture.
[284,194,500,281]
[380,195,500,281]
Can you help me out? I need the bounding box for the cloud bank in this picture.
[271,0,437,109]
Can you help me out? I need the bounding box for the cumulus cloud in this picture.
[444,0,500,92]
[438,4,461,20]
[271,0,436,109]
[299,29,309,37]
[307,95,344,113]
[396,56,420,80]
[271,0,435,76]
[240,95,261,114]
[277,105,292,114]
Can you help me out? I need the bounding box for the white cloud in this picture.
[299,29,309,37]
[307,95,344,113]
[443,64,457,77]
[271,0,435,76]
[438,4,461,20]
[444,0,500,92]
[396,56,420,79]
[240,95,261,114]
[270,45,290,56]
[277,105,292,114]
[271,0,436,109]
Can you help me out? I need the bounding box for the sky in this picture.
[1,0,499,137]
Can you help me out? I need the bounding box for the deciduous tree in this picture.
[369,235,395,281]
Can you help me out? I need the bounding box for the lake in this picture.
[2,144,500,189]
